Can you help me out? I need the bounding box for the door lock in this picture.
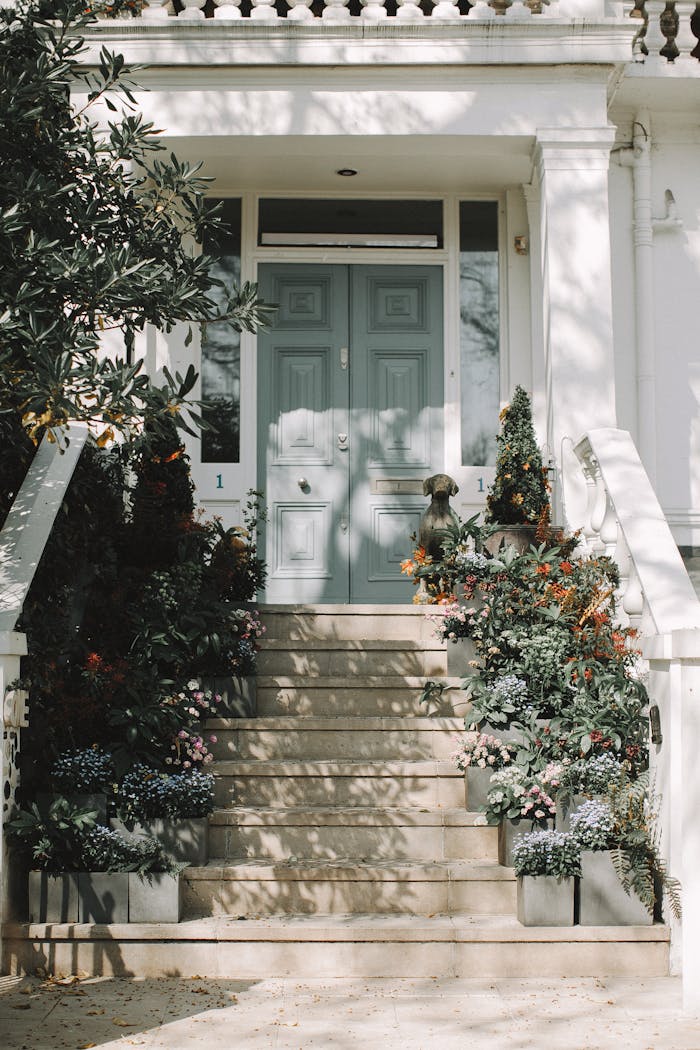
[337,433,349,451]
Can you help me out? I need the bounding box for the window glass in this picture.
[459,201,500,466]
[258,198,443,248]
[201,199,242,463]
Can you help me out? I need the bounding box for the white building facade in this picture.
[85,0,700,605]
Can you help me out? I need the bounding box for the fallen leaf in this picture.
[78,1043,97,1049]
[86,1009,104,1016]
[12,1003,31,1010]
[112,1017,136,1027]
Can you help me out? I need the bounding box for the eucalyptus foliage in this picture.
[0,0,270,446]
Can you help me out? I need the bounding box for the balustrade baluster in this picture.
[177,0,207,17]
[322,0,352,20]
[643,0,669,64]
[250,0,280,19]
[599,491,618,559]
[580,456,600,554]
[396,0,426,19]
[213,0,243,17]
[588,457,609,555]
[675,1,700,62]
[287,0,316,19]
[141,0,171,19]
[431,0,462,19]
[361,0,388,19]
[505,0,533,17]
[468,0,496,17]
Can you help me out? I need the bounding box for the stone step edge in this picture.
[3,917,670,945]
[208,716,463,730]
[260,604,432,616]
[259,639,446,652]
[257,676,464,688]
[210,807,482,827]
[214,760,463,776]
[185,860,513,882]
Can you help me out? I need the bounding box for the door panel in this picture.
[258,265,350,603]
[258,263,443,604]
[350,265,444,604]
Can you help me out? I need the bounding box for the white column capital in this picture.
[534,127,617,175]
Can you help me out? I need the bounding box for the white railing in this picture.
[574,428,700,1011]
[100,0,700,67]
[0,425,89,944]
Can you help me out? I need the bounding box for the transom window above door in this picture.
[258,198,444,249]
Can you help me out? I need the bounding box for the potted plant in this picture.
[466,674,529,741]
[111,765,215,864]
[556,753,625,832]
[483,385,551,555]
[569,796,667,926]
[450,729,516,810]
[484,765,556,865]
[10,799,183,923]
[43,746,116,825]
[512,829,581,926]
[80,825,184,924]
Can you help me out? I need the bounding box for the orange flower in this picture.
[536,563,551,576]
[400,558,415,576]
[559,561,573,575]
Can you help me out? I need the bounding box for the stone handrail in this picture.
[574,427,700,1011]
[0,424,89,942]
[574,428,700,635]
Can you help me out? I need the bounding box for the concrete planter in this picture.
[110,817,209,865]
[464,767,492,811]
[478,721,524,746]
[578,850,653,926]
[446,637,477,677]
[199,675,257,718]
[499,818,552,867]
[78,872,129,923]
[28,872,79,923]
[555,793,602,833]
[498,818,527,867]
[483,526,537,557]
[517,875,575,926]
[128,873,183,923]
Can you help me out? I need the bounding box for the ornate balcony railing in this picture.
[102,0,700,67]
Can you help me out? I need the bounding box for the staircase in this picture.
[3,605,669,978]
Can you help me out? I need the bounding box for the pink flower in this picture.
[210,735,218,744]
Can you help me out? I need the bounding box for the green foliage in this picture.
[0,0,271,447]
[8,796,99,872]
[79,825,179,875]
[485,386,550,526]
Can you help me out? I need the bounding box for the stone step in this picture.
[208,806,493,862]
[208,716,463,761]
[3,916,670,979]
[260,604,436,642]
[213,759,464,809]
[183,859,516,918]
[256,676,466,717]
[256,639,448,677]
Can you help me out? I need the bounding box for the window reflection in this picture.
[459,201,500,466]
[201,200,241,464]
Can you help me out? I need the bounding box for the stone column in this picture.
[532,127,618,530]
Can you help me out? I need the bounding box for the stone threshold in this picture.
[3,914,670,944]
[214,759,462,776]
[208,716,463,730]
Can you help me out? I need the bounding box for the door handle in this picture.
[298,477,309,490]
[337,433,349,451]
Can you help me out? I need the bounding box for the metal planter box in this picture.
[78,872,129,923]
[464,767,492,811]
[28,872,79,923]
[517,875,575,926]
[128,873,183,923]
[578,850,653,926]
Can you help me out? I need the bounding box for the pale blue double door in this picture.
[258,263,444,604]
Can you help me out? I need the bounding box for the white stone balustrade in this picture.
[574,428,700,1011]
[81,0,697,54]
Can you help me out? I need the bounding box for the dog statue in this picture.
[419,473,460,559]
[417,474,459,598]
